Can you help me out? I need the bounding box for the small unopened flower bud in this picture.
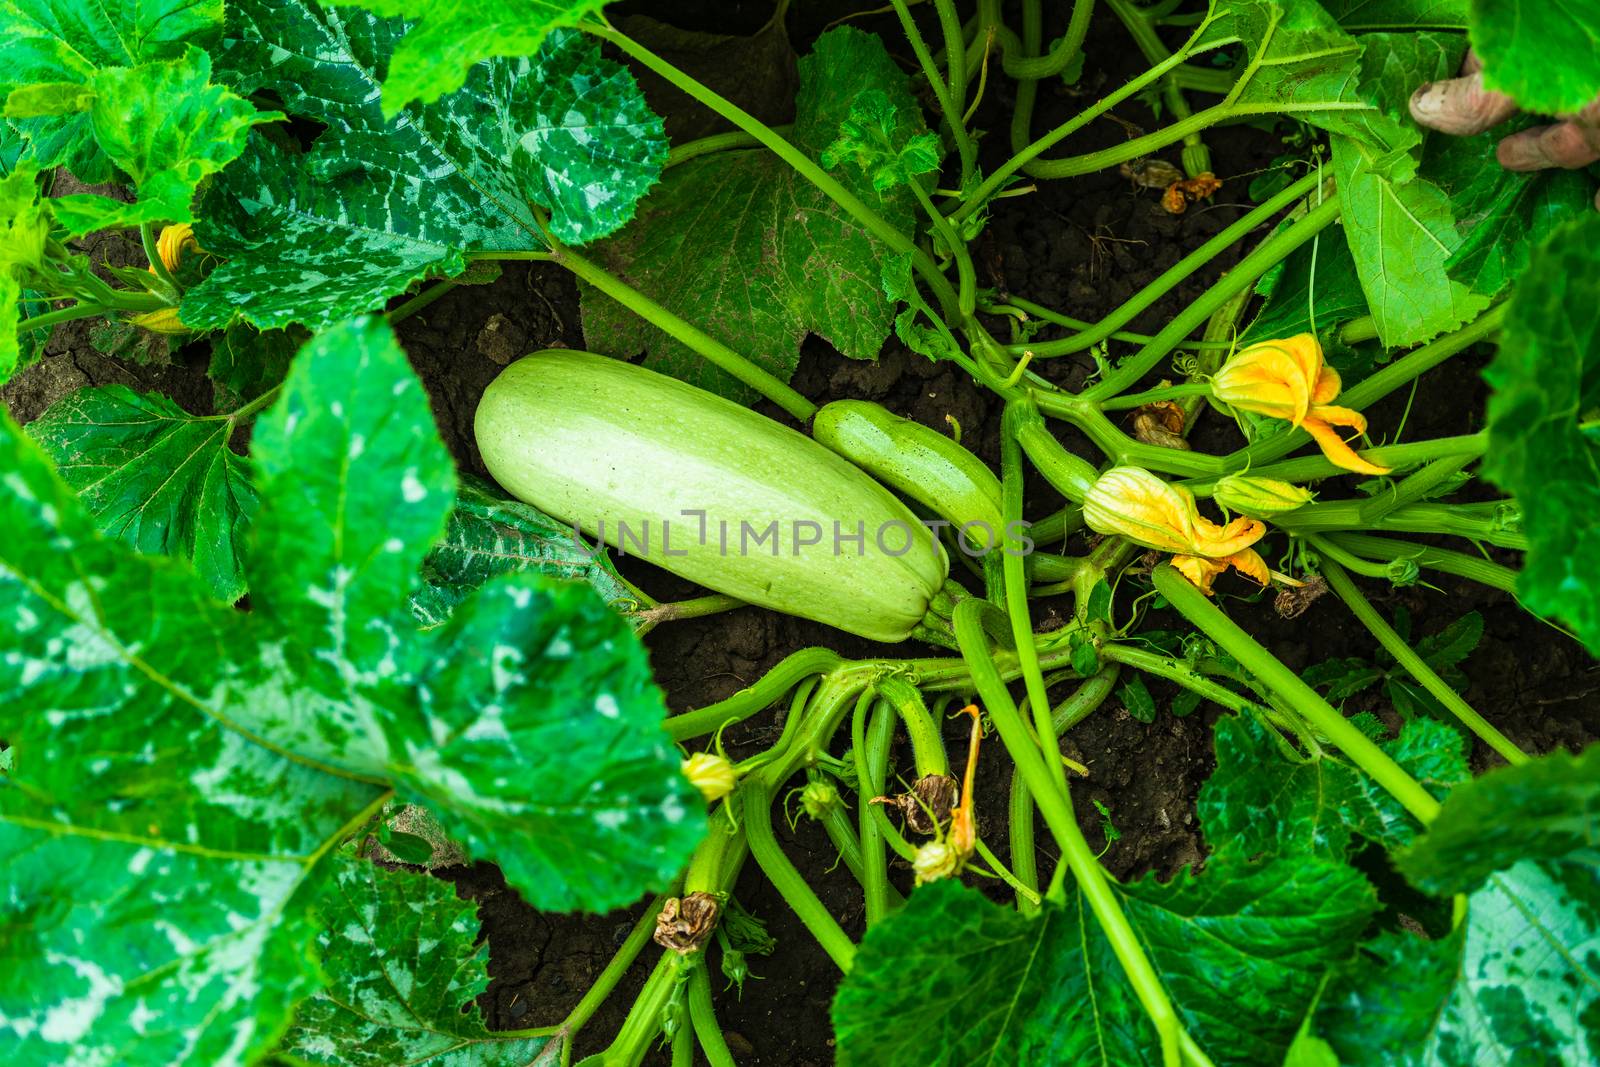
[1213,474,1314,517]
[913,840,963,885]
[154,223,200,273]
[799,779,842,821]
[720,946,750,995]
[682,752,737,803]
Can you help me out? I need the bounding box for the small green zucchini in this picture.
[811,400,1004,547]
[475,351,949,642]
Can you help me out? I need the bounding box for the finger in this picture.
[1461,49,1484,76]
[1410,70,1519,135]
[1497,120,1600,170]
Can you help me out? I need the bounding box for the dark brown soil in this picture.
[6,3,1596,1066]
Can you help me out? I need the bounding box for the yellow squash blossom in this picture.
[681,752,737,803]
[1084,466,1270,595]
[1212,334,1391,475]
[129,306,190,335]
[153,223,200,274]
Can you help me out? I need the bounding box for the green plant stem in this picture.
[817,794,873,884]
[859,699,897,926]
[952,15,1201,226]
[635,593,744,628]
[1151,565,1440,823]
[1305,534,1393,579]
[581,951,688,1067]
[1011,662,1120,913]
[208,382,283,424]
[386,279,457,324]
[1318,560,1529,766]
[989,296,1234,350]
[910,180,976,321]
[1016,173,1323,359]
[1106,0,1209,174]
[973,837,1042,906]
[583,22,960,320]
[561,888,678,1035]
[877,675,950,776]
[1083,195,1342,400]
[687,964,737,1067]
[667,648,843,741]
[1036,400,1227,478]
[1340,315,1379,344]
[742,776,857,971]
[1183,434,1488,494]
[1322,533,1517,593]
[891,0,977,185]
[1003,405,1068,792]
[1220,306,1505,470]
[1098,645,1268,716]
[667,127,790,167]
[1028,503,1085,545]
[933,0,969,106]
[952,598,1186,1067]
[1012,404,1100,501]
[1356,454,1473,525]
[671,1020,693,1067]
[141,222,181,292]
[15,302,113,334]
[1273,500,1525,549]
[551,245,817,421]
[1101,382,1214,410]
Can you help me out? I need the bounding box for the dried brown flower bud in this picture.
[653,892,721,954]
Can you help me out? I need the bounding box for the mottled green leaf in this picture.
[580,26,925,401]
[28,385,257,603]
[46,47,275,236]
[1331,33,1491,346]
[1198,713,1469,860]
[1397,745,1600,895]
[414,475,640,629]
[820,88,943,193]
[1469,0,1600,115]
[208,323,302,407]
[278,854,552,1065]
[1320,0,1468,29]
[0,318,702,1060]
[1421,116,1594,301]
[0,405,370,1065]
[322,0,606,116]
[1481,215,1600,654]
[0,160,50,384]
[182,2,662,331]
[1245,222,1370,342]
[1318,857,1600,1066]
[835,855,1377,1067]
[0,0,221,180]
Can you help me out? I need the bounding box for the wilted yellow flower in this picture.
[129,306,189,335]
[1084,466,1270,595]
[153,223,200,273]
[1212,474,1314,517]
[1212,334,1390,475]
[682,752,737,803]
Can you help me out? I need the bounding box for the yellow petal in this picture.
[1303,411,1391,475]
[153,223,198,273]
[1224,547,1272,587]
[1170,554,1226,595]
[1082,466,1199,554]
[1212,340,1314,425]
[1191,513,1267,558]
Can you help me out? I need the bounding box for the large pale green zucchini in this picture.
[475,351,948,642]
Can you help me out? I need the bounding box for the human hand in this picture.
[1410,49,1600,210]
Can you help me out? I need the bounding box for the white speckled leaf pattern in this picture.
[578,26,924,401]
[1318,857,1600,1065]
[178,0,663,331]
[0,0,222,181]
[413,475,640,629]
[322,0,606,115]
[29,385,259,603]
[279,853,552,1065]
[0,318,702,1060]
[43,47,274,237]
